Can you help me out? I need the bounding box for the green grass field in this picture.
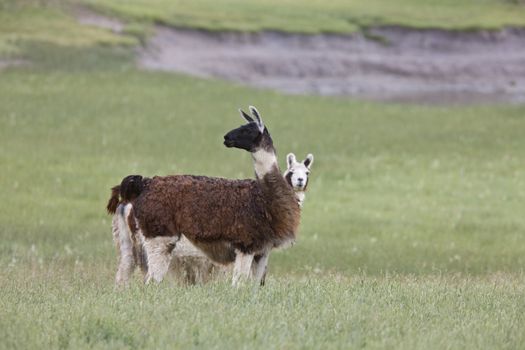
[1,1,525,349]
[86,0,525,33]
[2,268,524,349]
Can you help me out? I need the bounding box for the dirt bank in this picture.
[0,59,28,71]
[138,26,525,104]
[73,8,525,105]
[74,7,124,34]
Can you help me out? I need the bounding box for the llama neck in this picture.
[252,148,278,179]
[258,166,301,241]
[294,191,305,207]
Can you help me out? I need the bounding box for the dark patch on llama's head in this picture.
[285,171,293,187]
[224,106,273,152]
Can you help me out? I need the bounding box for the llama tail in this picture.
[119,175,145,202]
[107,185,121,214]
[106,175,146,214]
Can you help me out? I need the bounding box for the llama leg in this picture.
[252,252,270,286]
[114,204,135,286]
[241,254,254,279]
[232,253,243,286]
[260,269,267,286]
[143,236,177,284]
[133,243,148,279]
[133,223,149,280]
[232,251,254,287]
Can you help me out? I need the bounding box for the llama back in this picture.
[133,175,277,250]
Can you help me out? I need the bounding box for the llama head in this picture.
[223,106,273,153]
[284,153,314,191]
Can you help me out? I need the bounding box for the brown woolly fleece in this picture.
[131,165,300,258]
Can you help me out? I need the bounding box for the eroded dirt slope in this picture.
[73,8,525,105]
[138,26,525,104]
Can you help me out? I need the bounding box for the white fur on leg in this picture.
[252,252,269,286]
[114,204,135,286]
[232,251,254,287]
[232,252,243,286]
[143,236,177,284]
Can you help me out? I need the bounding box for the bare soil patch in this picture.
[0,59,29,71]
[138,26,525,104]
[74,6,124,34]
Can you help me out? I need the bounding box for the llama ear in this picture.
[239,109,254,123]
[304,154,314,169]
[249,105,264,133]
[287,153,296,169]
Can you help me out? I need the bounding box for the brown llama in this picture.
[108,152,314,286]
[107,106,301,286]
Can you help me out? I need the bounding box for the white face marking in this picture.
[284,160,310,191]
[252,149,277,178]
[289,165,309,190]
[284,153,313,206]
